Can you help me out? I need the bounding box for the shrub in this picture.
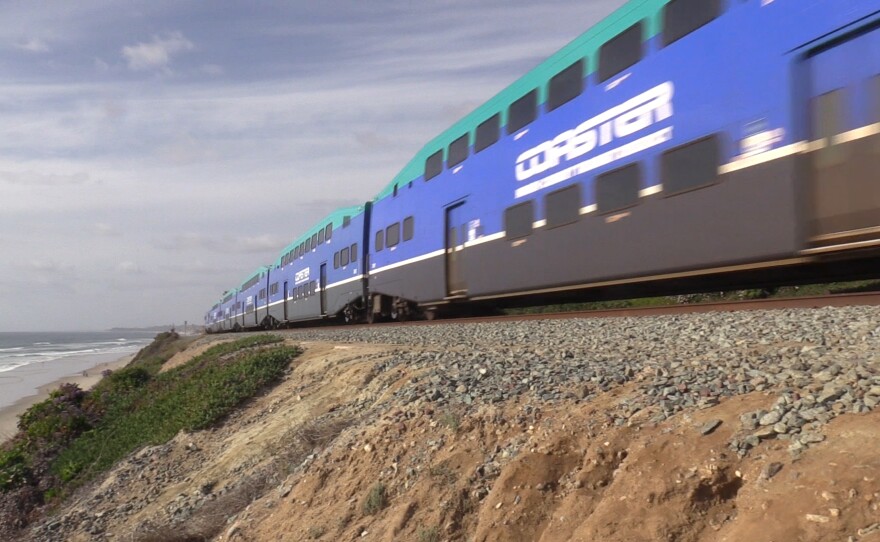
[362,483,388,515]
[418,526,440,542]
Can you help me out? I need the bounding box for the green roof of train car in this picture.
[373,0,665,201]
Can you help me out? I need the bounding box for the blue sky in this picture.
[0,0,625,331]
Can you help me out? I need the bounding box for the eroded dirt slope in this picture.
[24,335,880,542]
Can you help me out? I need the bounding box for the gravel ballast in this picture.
[284,306,880,455]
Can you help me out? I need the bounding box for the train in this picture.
[205,0,880,333]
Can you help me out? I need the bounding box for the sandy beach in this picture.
[0,354,134,443]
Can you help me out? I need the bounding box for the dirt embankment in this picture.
[24,337,880,542]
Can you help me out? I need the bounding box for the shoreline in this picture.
[0,354,134,443]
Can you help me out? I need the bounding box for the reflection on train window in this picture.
[872,75,880,123]
[545,184,581,228]
[317,228,324,245]
[425,150,443,181]
[598,22,643,83]
[814,89,848,168]
[548,60,584,112]
[403,216,414,241]
[507,90,538,134]
[333,251,339,269]
[340,246,350,267]
[343,216,351,228]
[386,223,401,247]
[662,0,722,47]
[311,233,318,249]
[325,223,333,241]
[662,135,721,195]
[309,281,316,296]
[375,230,384,252]
[475,114,500,153]
[448,134,469,168]
[596,163,641,214]
[350,243,358,261]
[505,201,534,239]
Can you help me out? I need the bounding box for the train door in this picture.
[805,25,880,247]
[445,202,467,296]
[319,264,327,315]
[283,281,289,321]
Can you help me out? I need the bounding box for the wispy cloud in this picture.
[14,37,50,53]
[0,170,90,186]
[154,233,287,255]
[121,31,193,72]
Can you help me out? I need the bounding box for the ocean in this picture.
[0,331,157,374]
[0,331,161,413]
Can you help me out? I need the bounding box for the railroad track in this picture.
[279,291,880,333]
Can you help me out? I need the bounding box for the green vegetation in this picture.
[0,332,300,530]
[418,526,441,542]
[362,482,388,515]
[503,280,880,315]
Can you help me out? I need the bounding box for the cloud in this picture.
[14,37,50,53]
[115,261,142,274]
[121,31,193,72]
[154,233,287,255]
[0,170,90,186]
[200,64,224,76]
[93,222,121,236]
[94,57,110,72]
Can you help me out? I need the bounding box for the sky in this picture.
[0,0,625,331]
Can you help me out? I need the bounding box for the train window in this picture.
[340,246,350,267]
[311,233,318,249]
[504,201,534,239]
[663,0,722,47]
[475,114,500,153]
[548,60,585,112]
[545,184,582,228]
[662,135,721,195]
[403,216,414,241]
[304,238,310,253]
[393,183,398,197]
[350,243,358,261]
[310,280,316,296]
[375,230,384,252]
[386,222,401,247]
[596,163,641,214]
[325,223,333,241]
[872,75,880,123]
[598,22,643,83]
[425,150,444,181]
[813,89,849,168]
[298,285,304,298]
[508,89,538,134]
[282,254,288,267]
[317,228,324,244]
[334,251,339,269]
[448,133,470,168]
[343,216,351,228]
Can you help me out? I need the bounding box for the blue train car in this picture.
[366,0,880,318]
[267,205,370,325]
[204,302,221,333]
[217,290,236,332]
[233,267,270,330]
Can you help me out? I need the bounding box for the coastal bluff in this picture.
[4,309,880,541]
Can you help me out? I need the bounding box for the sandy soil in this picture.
[0,355,133,443]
